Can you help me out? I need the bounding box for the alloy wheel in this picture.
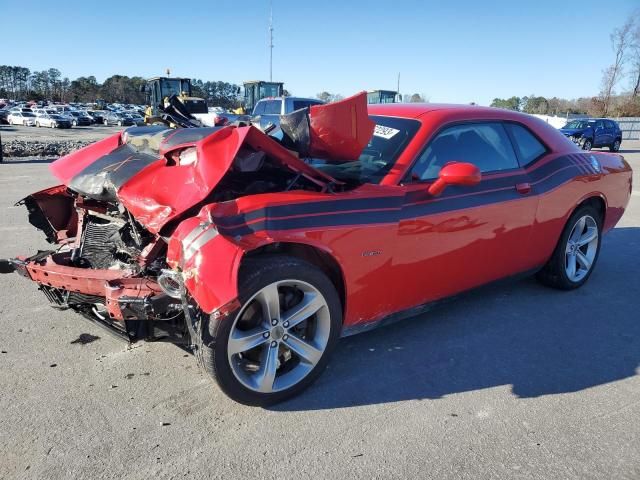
[582,139,592,151]
[565,215,598,282]
[227,280,331,394]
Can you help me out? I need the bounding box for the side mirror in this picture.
[428,162,481,196]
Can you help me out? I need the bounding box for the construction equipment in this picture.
[141,77,216,127]
[366,90,400,104]
[242,80,284,114]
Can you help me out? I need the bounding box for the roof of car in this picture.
[367,103,504,119]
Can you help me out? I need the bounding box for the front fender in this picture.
[167,216,244,314]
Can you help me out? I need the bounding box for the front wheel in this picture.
[200,255,342,406]
[536,204,602,290]
[609,139,621,152]
[581,138,593,151]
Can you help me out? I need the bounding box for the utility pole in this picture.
[397,72,400,99]
[269,0,274,81]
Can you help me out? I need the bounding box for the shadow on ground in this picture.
[275,227,640,411]
[0,158,55,164]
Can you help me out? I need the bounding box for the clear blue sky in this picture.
[1,0,637,105]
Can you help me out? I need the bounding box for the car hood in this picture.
[48,93,374,233]
[48,125,341,233]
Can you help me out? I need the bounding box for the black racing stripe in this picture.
[217,209,401,237]
[212,196,403,227]
[215,154,583,237]
[217,155,579,227]
[68,144,158,202]
[405,155,578,204]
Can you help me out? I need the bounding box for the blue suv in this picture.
[559,118,622,152]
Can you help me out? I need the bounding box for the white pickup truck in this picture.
[251,96,324,130]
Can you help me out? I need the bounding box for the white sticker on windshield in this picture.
[373,125,400,139]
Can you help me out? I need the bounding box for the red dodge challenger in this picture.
[0,93,632,405]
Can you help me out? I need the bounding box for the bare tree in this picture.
[630,17,640,98]
[599,17,635,115]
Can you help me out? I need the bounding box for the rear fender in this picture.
[18,185,77,243]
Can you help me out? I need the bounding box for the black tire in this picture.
[200,255,342,406]
[581,138,593,151]
[609,139,621,152]
[536,204,602,290]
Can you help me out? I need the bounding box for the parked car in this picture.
[251,96,324,130]
[7,111,36,126]
[103,112,134,126]
[559,118,622,152]
[124,112,145,126]
[0,94,632,406]
[66,111,92,126]
[35,114,72,129]
[86,110,106,124]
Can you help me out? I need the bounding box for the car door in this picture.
[593,120,608,147]
[257,100,282,130]
[607,120,616,144]
[393,121,539,312]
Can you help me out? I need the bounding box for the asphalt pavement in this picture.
[0,142,638,479]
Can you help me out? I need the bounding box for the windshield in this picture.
[23,112,35,117]
[563,120,591,129]
[308,115,421,184]
[159,78,190,98]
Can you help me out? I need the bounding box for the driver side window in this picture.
[410,122,519,181]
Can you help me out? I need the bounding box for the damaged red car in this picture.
[0,93,632,405]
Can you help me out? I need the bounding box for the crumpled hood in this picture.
[49,125,339,234]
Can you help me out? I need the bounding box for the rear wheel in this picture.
[200,255,342,406]
[609,139,621,152]
[536,204,602,290]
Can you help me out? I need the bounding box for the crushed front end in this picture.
[7,185,188,343]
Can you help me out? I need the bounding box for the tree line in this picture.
[491,10,640,117]
[0,65,241,108]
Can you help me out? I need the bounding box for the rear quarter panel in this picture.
[531,151,632,267]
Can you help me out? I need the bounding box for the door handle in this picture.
[516,183,531,195]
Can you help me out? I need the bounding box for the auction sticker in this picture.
[373,125,400,139]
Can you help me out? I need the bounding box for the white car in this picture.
[35,114,72,128]
[8,111,37,126]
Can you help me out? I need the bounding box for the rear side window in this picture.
[263,100,281,115]
[506,123,547,166]
[410,122,519,180]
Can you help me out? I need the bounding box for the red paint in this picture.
[14,104,633,335]
[308,91,375,161]
[427,162,481,196]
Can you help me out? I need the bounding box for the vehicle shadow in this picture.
[274,227,640,411]
[0,158,56,164]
